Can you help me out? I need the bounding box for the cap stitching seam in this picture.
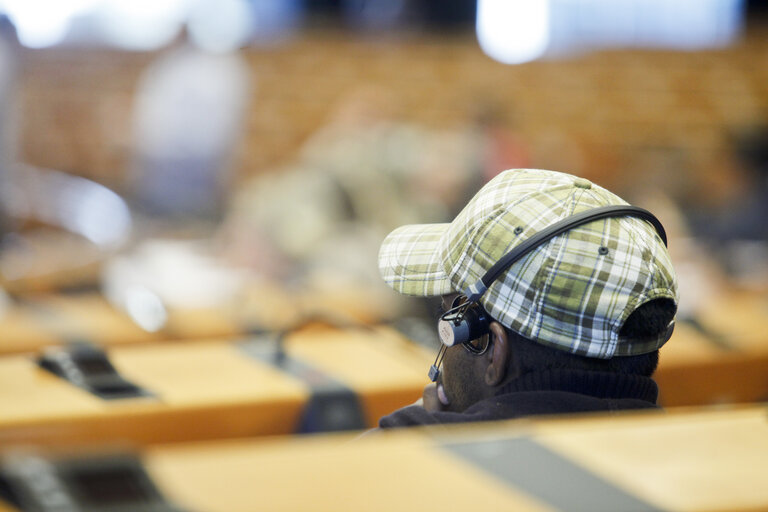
[527,187,583,345]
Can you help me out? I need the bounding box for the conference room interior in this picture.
[1,1,768,511]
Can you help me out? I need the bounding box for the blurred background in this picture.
[1,1,768,510]
[1,0,768,393]
[0,0,766,385]
[2,0,768,304]
[1,0,767,303]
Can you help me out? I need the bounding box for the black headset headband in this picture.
[463,205,667,303]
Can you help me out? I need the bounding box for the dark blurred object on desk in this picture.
[0,450,188,512]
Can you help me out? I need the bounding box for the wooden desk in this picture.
[134,404,768,512]
[0,326,434,448]
[4,287,767,409]
[0,285,401,356]
[656,289,768,407]
[0,293,238,356]
[0,294,162,355]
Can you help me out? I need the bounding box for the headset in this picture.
[428,204,668,382]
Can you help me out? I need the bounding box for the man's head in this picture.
[378,169,678,412]
[432,295,674,412]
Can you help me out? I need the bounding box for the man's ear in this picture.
[484,322,510,387]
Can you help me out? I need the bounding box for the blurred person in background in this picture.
[219,86,483,320]
[686,123,768,289]
[373,168,677,428]
[465,99,531,186]
[129,1,254,226]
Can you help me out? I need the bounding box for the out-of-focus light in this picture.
[93,0,187,51]
[476,0,744,65]
[546,0,744,52]
[1,0,100,48]
[638,0,743,49]
[187,0,255,53]
[66,180,132,249]
[123,285,168,333]
[29,168,132,249]
[476,0,550,65]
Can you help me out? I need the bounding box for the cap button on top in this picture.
[573,178,592,189]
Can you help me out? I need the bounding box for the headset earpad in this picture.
[438,303,490,347]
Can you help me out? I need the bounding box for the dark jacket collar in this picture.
[497,369,659,403]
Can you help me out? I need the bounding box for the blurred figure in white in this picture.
[129,0,254,224]
[0,15,20,235]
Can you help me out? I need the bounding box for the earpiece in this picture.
[430,302,492,381]
[437,301,490,347]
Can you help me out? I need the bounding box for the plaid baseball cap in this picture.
[378,169,678,358]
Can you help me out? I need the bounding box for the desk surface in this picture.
[140,404,768,512]
[0,326,434,447]
[0,285,401,356]
[2,405,766,512]
[655,288,768,406]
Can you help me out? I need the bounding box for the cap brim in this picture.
[378,223,456,297]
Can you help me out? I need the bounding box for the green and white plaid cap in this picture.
[378,169,678,358]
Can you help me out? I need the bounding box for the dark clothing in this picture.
[378,369,660,429]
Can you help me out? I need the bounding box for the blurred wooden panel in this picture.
[19,294,162,347]
[696,289,768,351]
[535,406,768,512]
[150,436,552,512]
[16,29,768,202]
[0,305,61,355]
[656,289,768,407]
[138,404,768,512]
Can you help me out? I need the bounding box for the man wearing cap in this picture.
[376,168,678,428]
